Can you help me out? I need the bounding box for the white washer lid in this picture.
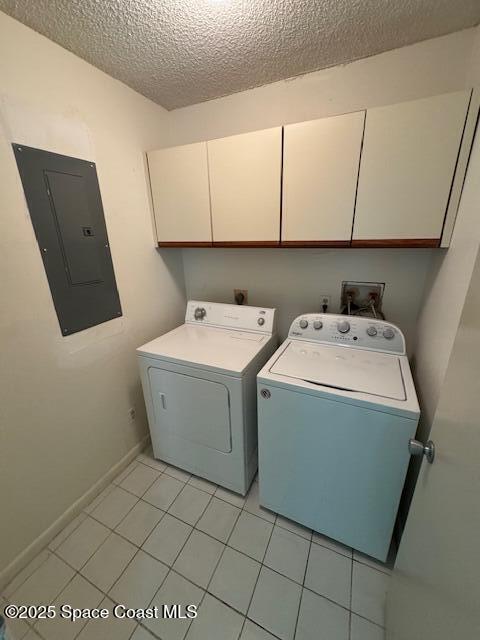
[270,341,406,401]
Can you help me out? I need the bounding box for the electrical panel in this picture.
[13,144,122,335]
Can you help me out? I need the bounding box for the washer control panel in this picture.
[288,313,405,354]
[186,300,276,334]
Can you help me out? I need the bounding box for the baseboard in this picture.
[0,435,150,591]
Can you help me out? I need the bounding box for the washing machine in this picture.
[257,313,419,561]
[137,301,276,495]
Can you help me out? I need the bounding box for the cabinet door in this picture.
[282,111,365,245]
[353,91,470,245]
[148,142,212,244]
[208,128,282,244]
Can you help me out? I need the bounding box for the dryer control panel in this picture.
[186,300,276,334]
[288,313,405,354]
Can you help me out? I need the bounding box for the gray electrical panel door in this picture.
[13,144,122,335]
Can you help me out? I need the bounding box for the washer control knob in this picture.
[337,320,350,334]
[257,317,265,326]
[299,319,309,329]
[383,327,395,340]
[366,326,377,337]
[194,307,206,320]
[313,320,323,330]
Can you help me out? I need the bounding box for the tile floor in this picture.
[2,447,391,640]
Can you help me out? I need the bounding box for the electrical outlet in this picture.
[234,289,248,305]
[320,295,330,311]
[128,407,136,421]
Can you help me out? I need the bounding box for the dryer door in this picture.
[148,368,232,453]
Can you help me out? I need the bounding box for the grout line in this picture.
[48,512,88,553]
[184,509,239,637]
[111,506,166,548]
[85,507,140,541]
[109,561,170,640]
[53,521,113,573]
[54,526,363,628]
[292,588,305,640]
[26,558,81,638]
[352,555,392,576]
[6,455,390,639]
[21,477,346,611]
[135,457,167,474]
[82,483,116,515]
[32,564,105,640]
[112,460,139,486]
[137,485,218,638]
[301,538,312,587]
[217,533,358,617]
[201,495,244,596]
[350,610,386,629]
[310,533,353,559]
[292,534,313,639]
[117,461,163,495]
[3,551,52,604]
[240,502,277,635]
[107,544,166,606]
[86,488,137,519]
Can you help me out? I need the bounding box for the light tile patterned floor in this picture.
[1,447,391,640]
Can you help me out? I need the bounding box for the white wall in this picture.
[412,132,480,434]
[166,28,474,146]
[397,125,480,529]
[1,10,478,579]
[166,29,477,346]
[411,27,480,437]
[0,12,185,577]
[182,248,432,350]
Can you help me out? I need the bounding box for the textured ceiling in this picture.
[1,0,480,110]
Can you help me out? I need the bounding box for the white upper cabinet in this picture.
[207,127,282,243]
[282,111,365,244]
[148,142,212,244]
[352,91,471,244]
[146,90,475,248]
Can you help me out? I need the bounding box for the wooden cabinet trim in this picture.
[352,91,471,243]
[212,241,280,247]
[159,239,441,248]
[281,111,365,244]
[208,127,282,243]
[351,239,440,248]
[149,90,475,249]
[281,240,350,247]
[158,241,213,248]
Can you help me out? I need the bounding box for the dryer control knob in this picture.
[299,319,309,329]
[338,320,350,334]
[257,317,265,326]
[366,326,377,337]
[194,307,206,320]
[383,327,395,340]
[313,320,323,330]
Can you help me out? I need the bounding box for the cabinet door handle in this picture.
[159,393,166,409]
